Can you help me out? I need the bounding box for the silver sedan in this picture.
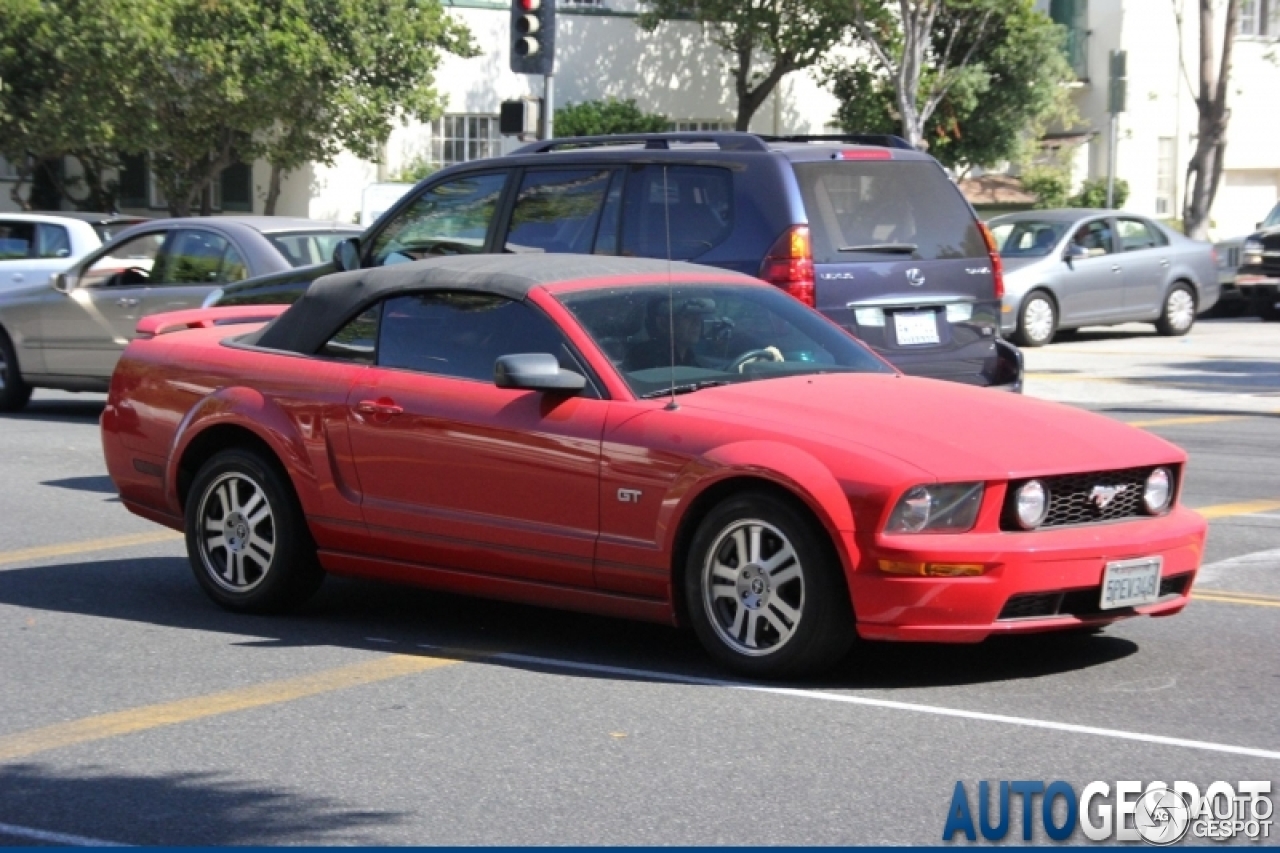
[989,209,1220,347]
[0,216,362,411]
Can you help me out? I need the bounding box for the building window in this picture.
[221,162,254,212]
[1239,0,1279,35]
[1155,137,1176,217]
[0,155,21,181]
[117,154,149,208]
[668,121,732,132]
[1049,0,1090,79]
[430,115,502,167]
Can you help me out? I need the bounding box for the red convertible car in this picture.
[101,256,1206,677]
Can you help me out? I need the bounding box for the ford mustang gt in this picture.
[101,255,1206,677]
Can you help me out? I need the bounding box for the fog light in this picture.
[1015,480,1048,529]
[1144,467,1173,514]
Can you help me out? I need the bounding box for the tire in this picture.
[1013,291,1057,347]
[684,491,854,678]
[1155,283,1197,336]
[0,330,33,413]
[184,447,324,613]
[1255,291,1280,322]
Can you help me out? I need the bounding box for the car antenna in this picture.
[662,164,679,411]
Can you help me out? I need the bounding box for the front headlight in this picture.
[885,482,984,533]
[1144,467,1173,515]
[1013,479,1049,529]
[1243,240,1264,266]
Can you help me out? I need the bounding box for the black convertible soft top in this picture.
[253,254,756,354]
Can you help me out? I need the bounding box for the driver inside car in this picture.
[626,296,716,371]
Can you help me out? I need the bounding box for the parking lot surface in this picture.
[1,316,1276,845]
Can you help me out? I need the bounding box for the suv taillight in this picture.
[978,222,1005,300]
[759,225,815,307]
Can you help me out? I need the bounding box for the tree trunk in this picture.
[732,33,792,131]
[264,164,284,215]
[1182,0,1238,240]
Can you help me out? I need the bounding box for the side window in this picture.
[620,165,733,260]
[378,291,572,383]
[1070,220,1114,256]
[0,221,36,259]
[594,173,624,255]
[503,168,614,254]
[368,172,508,266]
[36,224,71,259]
[81,232,167,287]
[155,230,237,285]
[320,304,381,364]
[1117,218,1165,251]
[222,243,249,282]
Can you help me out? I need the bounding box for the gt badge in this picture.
[617,488,642,503]
[1090,485,1127,509]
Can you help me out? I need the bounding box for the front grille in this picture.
[1001,466,1174,530]
[997,572,1193,621]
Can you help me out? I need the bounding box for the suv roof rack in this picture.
[513,132,772,154]
[760,133,916,150]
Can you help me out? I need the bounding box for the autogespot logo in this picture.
[942,780,1273,844]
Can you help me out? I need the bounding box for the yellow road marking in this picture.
[0,653,459,762]
[0,531,182,567]
[1195,499,1280,520]
[1194,591,1280,609]
[1124,415,1243,428]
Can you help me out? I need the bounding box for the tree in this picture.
[844,0,1004,151]
[1173,0,1239,239]
[555,99,669,137]
[638,0,851,131]
[1070,177,1128,209]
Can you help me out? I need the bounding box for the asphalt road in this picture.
[1,315,1276,846]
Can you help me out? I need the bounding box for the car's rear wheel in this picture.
[1014,291,1057,347]
[1156,283,1196,336]
[685,491,854,678]
[0,331,33,413]
[185,447,324,612]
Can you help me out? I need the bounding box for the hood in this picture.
[680,373,1184,482]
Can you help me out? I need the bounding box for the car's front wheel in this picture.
[1255,290,1280,322]
[685,491,854,678]
[185,447,324,612]
[1014,292,1057,347]
[1156,283,1196,336]
[0,331,33,413]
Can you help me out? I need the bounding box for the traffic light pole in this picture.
[541,73,554,141]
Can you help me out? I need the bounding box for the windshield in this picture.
[558,283,893,398]
[989,220,1068,258]
[267,231,362,267]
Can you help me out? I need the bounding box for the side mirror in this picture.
[333,237,361,272]
[494,353,586,393]
[51,272,72,293]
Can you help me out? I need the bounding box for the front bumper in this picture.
[849,507,1206,643]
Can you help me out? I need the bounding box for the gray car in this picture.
[989,209,1219,347]
[0,215,362,411]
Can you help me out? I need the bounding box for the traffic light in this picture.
[510,0,555,76]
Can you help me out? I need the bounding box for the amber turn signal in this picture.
[878,560,986,577]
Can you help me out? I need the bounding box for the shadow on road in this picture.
[0,556,1138,690]
[0,398,105,425]
[40,475,118,495]
[0,764,402,846]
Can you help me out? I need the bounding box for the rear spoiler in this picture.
[135,305,288,339]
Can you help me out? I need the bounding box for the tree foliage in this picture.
[829,0,1073,168]
[0,0,474,216]
[1070,177,1128,209]
[555,99,669,137]
[638,0,851,131]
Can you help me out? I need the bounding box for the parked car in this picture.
[988,209,1220,347]
[1236,219,1280,322]
[1214,200,1280,309]
[103,255,1205,678]
[0,216,363,411]
[209,132,1022,391]
[0,211,149,292]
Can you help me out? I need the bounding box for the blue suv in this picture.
[212,133,1020,389]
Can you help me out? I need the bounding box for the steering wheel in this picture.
[115,267,151,287]
[727,347,784,373]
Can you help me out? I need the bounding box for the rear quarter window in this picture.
[794,161,987,263]
[619,165,733,261]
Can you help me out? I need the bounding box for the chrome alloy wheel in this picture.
[1023,297,1055,344]
[1165,288,1196,332]
[196,472,276,593]
[701,519,805,657]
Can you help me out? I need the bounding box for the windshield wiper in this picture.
[836,243,918,253]
[640,380,733,399]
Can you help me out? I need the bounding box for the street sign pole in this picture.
[542,74,554,141]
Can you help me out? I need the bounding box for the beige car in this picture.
[0,216,362,411]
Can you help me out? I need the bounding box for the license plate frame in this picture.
[893,310,940,346]
[1099,556,1163,610]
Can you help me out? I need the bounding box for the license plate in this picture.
[1099,557,1163,610]
[893,310,940,346]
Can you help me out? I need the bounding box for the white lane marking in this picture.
[1194,548,1280,586]
[0,820,129,847]
[469,650,1280,762]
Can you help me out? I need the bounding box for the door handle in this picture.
[11,274,22,283]
[1160,259,1170,267]
[1111,265,1121,273]
[355,399,404,417]
[116,297,140,308]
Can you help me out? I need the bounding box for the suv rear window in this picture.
[794,161,986,263]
